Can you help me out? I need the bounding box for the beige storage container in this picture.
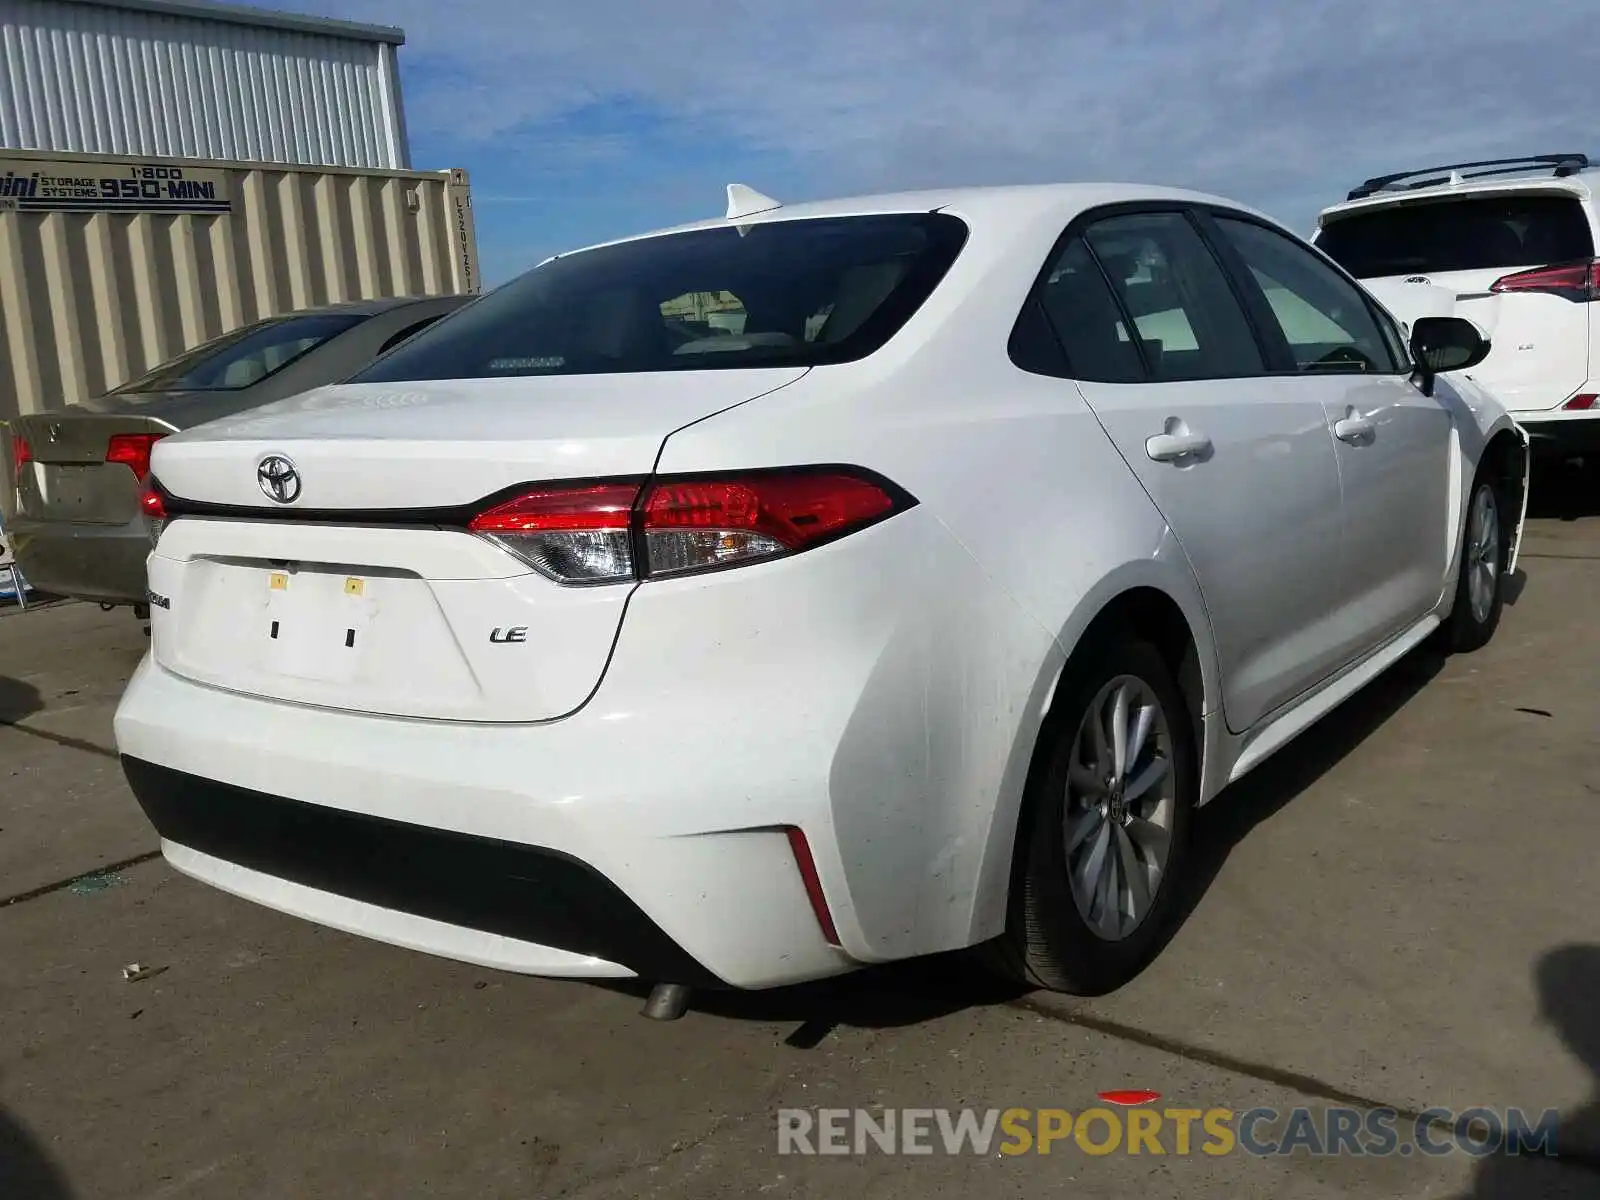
[0,149,480,420]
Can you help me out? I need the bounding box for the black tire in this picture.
[991,635,1198,995]
[1438,467,1510,654]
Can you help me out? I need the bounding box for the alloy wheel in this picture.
[1466,483,1501,625]
[1062,676,1177,941]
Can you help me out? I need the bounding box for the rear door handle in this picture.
[1145,430,1213,462]
[1334,410,1376,443]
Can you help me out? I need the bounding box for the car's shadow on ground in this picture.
[0,1101,74,1199]
[0,589,63,615]
[599,647,1448,1042]
[601,943,1029,1046]
[1527,455,1600,522]
[0,676,43,725]
[1169,646,1445,936]
[1459,944,1600,1197]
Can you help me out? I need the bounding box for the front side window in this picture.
[1374,303,1412,370]
[114,313,366,394]
[1082,211,1265,382]
[1215,217,1404,375]
[351,214,969,383]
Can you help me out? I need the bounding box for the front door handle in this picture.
[1334,410,1376,443]
[1146,430,1213,462]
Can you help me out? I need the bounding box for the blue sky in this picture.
[300,0,1596,287]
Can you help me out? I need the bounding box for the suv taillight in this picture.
[1489,258,1600,301]
[10,433,31,472]
[106,433,166,482]
[468,469,912,586]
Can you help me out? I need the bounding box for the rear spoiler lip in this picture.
[1317,176,1592,226]
[150,476,573,529]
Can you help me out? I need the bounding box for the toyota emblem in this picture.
[257,455,302,504]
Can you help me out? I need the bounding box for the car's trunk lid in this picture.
[145,370,808,722]
[152,373,805,509]
[11,408,180,525]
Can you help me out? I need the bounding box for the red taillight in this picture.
[469,482,641,533]
[785,826,841,947]
[10,433,31,471]
[1489,258,1600,300]
[469,469,908,585]
[641,473,897,577]
[1566,394,1599,411]
[105,433,166,482]
[469,481,642,585]
[139,481,167,547]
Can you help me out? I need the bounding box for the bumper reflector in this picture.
[785,826,841,947]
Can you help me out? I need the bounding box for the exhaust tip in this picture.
[641,983,693,1021]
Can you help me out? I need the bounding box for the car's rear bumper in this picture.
[113,655,862,990]
[124,756,717,984]
[7,514,150,604]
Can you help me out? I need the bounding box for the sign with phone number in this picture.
[0,157,231,214]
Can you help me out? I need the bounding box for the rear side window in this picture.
[1031,238,1146,383]
[114,313,366,394]
[351,214,969,382]
[1316,196,1595,278]
[1083,211,1265,381]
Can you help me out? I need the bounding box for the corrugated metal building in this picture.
[0,151,478,418]
[0,0,480,429]
[1,0,411,170]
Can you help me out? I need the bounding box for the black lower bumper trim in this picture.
[1521,419,1600,458]
[120,756,721,987]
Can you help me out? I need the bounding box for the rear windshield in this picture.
[350,214,969,382]
[1315,195,1595,278]
[114,312,367,394]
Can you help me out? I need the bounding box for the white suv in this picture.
[1314,153,1600,458]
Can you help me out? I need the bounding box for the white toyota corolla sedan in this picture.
[115,182,1529,1014]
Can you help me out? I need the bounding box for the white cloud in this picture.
[307,0,1595,220]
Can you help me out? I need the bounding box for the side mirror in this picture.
[1409,316,1490,394]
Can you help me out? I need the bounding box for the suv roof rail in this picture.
[1346,154,1592,201]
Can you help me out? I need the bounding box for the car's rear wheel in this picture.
[1439,469,1509,654]
[996,636,1197,995]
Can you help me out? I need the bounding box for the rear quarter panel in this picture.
[650,225,1222,953]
